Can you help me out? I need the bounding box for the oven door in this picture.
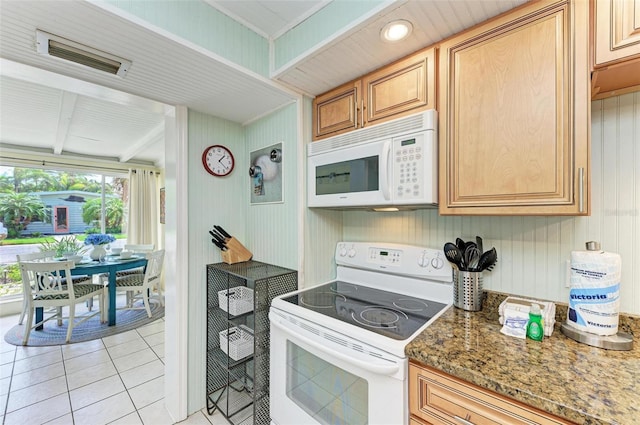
[269,308,407,425]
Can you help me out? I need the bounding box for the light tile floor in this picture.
[0,308,229,425]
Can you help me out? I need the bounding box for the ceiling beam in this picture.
[118,122,164,163]
[53,92,78,155]
[0,59,169,115]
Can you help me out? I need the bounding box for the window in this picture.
[0,166,128,300]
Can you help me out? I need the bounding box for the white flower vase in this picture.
[89,245,107,261]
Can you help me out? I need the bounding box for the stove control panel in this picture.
[335,241,452,282]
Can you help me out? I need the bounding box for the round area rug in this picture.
[4,301,164,346]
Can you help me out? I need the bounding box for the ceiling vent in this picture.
[36,30,131,77]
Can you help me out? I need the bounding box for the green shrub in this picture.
[39,235,86,257]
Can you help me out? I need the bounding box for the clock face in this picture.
[202,145,235,176]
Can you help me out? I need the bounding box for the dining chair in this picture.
[111,243,155,306]
[114,244,154,277]
[16,251,91,325]
[95,244,155,294]
[19,259,105,345]
[102,249,165,319]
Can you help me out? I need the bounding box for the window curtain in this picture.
[128,169,159,247]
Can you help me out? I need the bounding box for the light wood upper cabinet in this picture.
[409,362,574,425]
[362,49,435,126]
[313,81,361,139]
[312,47,435,141]
[438,0,590,215]
[591,0,640,99]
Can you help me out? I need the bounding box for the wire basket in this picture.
[219,325,254,361]
[218,286,254,316]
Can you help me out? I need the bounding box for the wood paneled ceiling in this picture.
[0,0,526,167]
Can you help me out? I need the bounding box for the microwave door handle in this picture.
[271,314,400,376]
[380,140,391,200]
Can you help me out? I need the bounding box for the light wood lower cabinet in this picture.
[409,362,574,425]
[438,0,590,215]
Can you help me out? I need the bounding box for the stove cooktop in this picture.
[281,280,447,340]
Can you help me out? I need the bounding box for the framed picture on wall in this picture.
[250,142,283,205]
[160,187,166,224]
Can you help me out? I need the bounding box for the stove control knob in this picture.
[348,248,357,258]
[418,253,427,267]
[339,246,347,257]
[431,257,444,269]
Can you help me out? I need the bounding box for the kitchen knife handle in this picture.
[578,167,584,213]
[214,225,232,238]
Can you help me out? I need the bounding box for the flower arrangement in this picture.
[84,233,116,246]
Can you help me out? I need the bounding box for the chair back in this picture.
[125,244,154,253]
[17,251,57,299]
[19,260,77,301]
[144,249,165,288]
[16,250,56,262]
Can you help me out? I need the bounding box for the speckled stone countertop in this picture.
[405,292,640,425]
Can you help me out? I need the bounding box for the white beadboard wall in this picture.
[340,92,640,315]
[186,110,246,413]
[244,103,299,270]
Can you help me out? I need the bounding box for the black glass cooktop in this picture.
[282,281,447,340]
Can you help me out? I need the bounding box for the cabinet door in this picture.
[594,0,640,65]
[362,47,435,126]
[591,0,640,99]
[438,0,590,215]
[409,362,574,425]
[312,80,361,140]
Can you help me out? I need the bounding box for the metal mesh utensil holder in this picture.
[453,270,483,311]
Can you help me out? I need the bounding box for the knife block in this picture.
[221,237,253,264]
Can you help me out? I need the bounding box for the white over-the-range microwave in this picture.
[308,110,437,210]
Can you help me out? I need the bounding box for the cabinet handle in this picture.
[354,99,358,129]
[453,415,475,425]
[361,98,365,128]
[578,167,584,213]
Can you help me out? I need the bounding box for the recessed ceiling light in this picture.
[380,20,413,42]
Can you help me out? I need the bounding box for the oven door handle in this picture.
[271,314,401,376]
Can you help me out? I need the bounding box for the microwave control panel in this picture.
[391,131,434,202]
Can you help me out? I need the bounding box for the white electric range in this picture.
[269,241,453,425]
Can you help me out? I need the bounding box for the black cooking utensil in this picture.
[477,248,497,271]
[456,238,466,252]
[444,242,464,270]
[476,236,484,256]
[465,247,480,271]
[214,225,232,239]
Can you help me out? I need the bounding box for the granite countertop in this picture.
[405,292,640,425]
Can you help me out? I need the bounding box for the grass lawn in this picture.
[1,234,126,246]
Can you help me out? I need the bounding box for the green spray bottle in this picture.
[526,303,544,341]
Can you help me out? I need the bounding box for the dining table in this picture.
[35,255,148,328]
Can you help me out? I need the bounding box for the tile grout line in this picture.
[1,315,169,425]
[1,345,17,424]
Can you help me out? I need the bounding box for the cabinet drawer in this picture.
[409,363,573,425]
